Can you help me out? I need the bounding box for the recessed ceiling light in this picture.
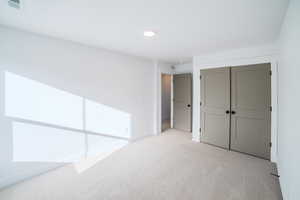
[144,31,156,37]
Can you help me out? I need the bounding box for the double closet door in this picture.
[200,63,271,160]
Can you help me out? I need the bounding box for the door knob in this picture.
[187,104,191,107]
[231,111,236,114]
[226,110,230,114]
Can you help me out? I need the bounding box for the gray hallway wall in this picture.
[161,74,171,121]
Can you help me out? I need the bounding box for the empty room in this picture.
[0,0,299,199]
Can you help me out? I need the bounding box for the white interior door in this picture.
[173,74,192,132]
[200,68,230,148]
[230,64,271,159]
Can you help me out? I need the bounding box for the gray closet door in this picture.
[230,64,271,159]
[200,68,230,148]
[173,74,192,132]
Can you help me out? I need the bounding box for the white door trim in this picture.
[192,45,279,162]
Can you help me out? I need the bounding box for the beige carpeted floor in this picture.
[0,129,282,200]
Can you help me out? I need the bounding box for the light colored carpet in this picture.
[0,129,282,200]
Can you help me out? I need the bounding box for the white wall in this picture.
[193,44,279,162]
[0,26,156,188]
[277,1,300,199]
[173,62,193,74]
[161,75,171,122]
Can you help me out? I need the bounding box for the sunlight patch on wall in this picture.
[85,99,131,138]
[13,122,85,163]
[4,71,132,138]
[5,72,83,129]
[5,71,131,170]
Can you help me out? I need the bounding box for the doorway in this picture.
[161,74,172,132]
[200,63,271,160]
[173,73,192,132]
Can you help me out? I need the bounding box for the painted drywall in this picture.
[277,1,300,199]
[193,44,279,162]
[161,74,171,121]
[0,26,156,188]
[173,62,193,74]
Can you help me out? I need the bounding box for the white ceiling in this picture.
[0,0,289,64]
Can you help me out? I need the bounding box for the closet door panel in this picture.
[230,64,271,159]
[200,68,230,149]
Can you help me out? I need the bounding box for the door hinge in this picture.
[269,70,272,76]
[269,142,272,147]
[199,128,201,132]
[270,106,272,112]
[200,102,202,106]
[200,75,202,80]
